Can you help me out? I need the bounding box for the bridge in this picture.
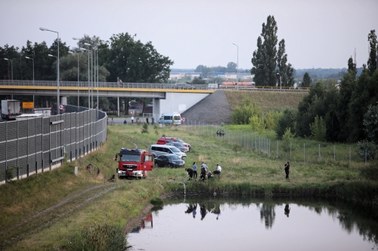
[0,80,214,120]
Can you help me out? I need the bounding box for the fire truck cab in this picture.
[115,148,154,178]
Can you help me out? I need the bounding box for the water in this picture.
[127,199,377,251]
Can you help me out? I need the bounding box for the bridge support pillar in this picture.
[117,96,120,117]
[152,98,160,122]
[61,96,67,106]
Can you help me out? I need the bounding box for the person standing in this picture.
[192,162,198,179]
[200,162,208,181]
[213,163,222,176]
[284,161,290,179]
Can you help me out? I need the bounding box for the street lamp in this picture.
[40,27,60,114]
[25,56,35,85]
[3,58,13,81]
[232,43,239,81]
[69,49,82,108]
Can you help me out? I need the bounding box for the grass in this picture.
[0,123,377,250]
[224,90,308,112]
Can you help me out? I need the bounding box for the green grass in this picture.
[225,90,308,112]
[1,123,377,250]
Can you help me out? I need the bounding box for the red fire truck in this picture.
[115,148,154,178]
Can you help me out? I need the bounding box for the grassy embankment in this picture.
[0,90,377,250]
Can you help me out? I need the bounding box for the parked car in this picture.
[157,136,191,151]
[154,154,185,168]
[166,141,189,152]
[150,144,187,159]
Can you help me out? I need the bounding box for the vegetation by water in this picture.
[0,123,377,250]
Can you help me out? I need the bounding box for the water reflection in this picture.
[259,203,276,229]
[284,204,290,217]
[127,199,378,251]
[130,213,153,233]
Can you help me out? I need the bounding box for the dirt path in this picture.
[0,182,117,249]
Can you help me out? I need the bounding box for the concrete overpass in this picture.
[0,80,214,120]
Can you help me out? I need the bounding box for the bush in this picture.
[276,109,296,139]
[232,101,261,124]
[282,128,295,153]
[64,224,126,251]
[310,115,326,141]
[141,123,149,134]
[357,140,377,160]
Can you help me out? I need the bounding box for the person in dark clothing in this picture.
[200,162,208,181]
[284,161,290,179]
[192,162,198,179]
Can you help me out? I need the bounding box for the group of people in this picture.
[187,161,222,181]
[187,160,290,180]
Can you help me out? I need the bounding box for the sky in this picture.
[0,0,377,70]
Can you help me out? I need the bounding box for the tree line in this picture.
[234,29,378,148]
[279,30,378,149]
[0,33,173,83]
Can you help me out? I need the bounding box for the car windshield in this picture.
[170,147,180,153]
[121,154,140,162]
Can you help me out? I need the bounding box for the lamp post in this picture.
[3,58,13,81]
[84,42,92,109]
[25,56,35,85]
[69,50,81,108]
[40,27,60,114]
[232,43,239,81]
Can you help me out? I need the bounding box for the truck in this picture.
[115,148,154,178]
[1,99,21,120]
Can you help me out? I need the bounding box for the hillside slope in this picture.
[182,90,232,125]
[182,89,308,124]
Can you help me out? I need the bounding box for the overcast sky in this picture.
[0,0,377,69]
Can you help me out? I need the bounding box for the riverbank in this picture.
[1,124,377,250]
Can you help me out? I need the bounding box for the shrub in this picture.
[232,101,261,124]
[64,224,126,251]
[141,123,149,134]
[276,109,296,139]
[310,115,326,141]
[357,140,376,160]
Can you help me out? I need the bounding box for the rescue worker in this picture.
[192,162,198,179]
[284,161,290,179]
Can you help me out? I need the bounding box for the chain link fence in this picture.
[0,108,107,184]
[183,124,375,166]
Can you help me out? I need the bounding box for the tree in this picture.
[251,16,294,87]
[277,39,294,87]
[106,33,173,82]
[310,115,326,141]
[336,57,357,141]
[276,109,296,139]
[363,103,378,144]
[226,62,237,73]
[367,30,377,75]
[302,72,312,87]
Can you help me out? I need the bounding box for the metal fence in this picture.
[0,109,107,184]
[183,124,376,166]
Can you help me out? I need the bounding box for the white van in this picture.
[158,113,182,125]
[150,144,187,159]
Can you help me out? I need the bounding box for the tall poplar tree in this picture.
[367,29,377,75]
[251,15,294,86]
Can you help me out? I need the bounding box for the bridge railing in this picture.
[0,80,208,90]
